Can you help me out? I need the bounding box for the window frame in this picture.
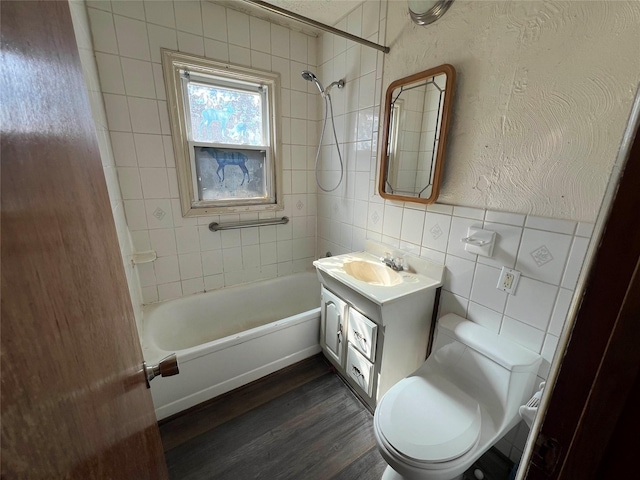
[162,49,283,216]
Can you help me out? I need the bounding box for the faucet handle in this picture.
[394,257,405,270]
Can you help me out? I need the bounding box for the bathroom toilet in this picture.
[373,313,541,480]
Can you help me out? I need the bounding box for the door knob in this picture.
[144,354,179,388]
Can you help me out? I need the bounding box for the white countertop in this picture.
[313,247,443,305]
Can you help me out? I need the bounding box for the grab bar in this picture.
[209,216,289,232]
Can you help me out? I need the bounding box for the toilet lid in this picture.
[377,375,482,463]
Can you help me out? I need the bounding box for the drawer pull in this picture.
[347,345,373,396]
[353,330,369,353]
[351,365,367,388]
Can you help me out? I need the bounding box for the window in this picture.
[162,50,282,216]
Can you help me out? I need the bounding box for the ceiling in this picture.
[264,0,364,25]
[213,0,365,34]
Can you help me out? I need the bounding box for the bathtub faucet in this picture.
[380,253,404,271]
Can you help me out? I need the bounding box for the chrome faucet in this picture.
[380,252,404,271]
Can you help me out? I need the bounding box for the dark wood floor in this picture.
[159,355,388,480]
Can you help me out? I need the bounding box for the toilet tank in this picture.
[428,314,542,424]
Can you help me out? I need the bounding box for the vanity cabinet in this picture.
[314,241,444,410]
[319,283,438,410]
[321,285,378,397]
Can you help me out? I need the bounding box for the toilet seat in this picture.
[376,374,482,464]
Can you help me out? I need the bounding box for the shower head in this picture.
[300,70,316,82]
[301,70,325,95]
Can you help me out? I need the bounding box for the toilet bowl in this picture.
[373,314,541,480]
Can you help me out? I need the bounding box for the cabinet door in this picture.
[321,287,347,365]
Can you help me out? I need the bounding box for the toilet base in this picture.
[381,465,463,480]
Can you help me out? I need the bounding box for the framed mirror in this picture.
[379,64,456,204]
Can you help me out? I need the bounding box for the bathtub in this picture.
[142,271,322,420]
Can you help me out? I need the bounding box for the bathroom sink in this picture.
[343,260,403,286]
[313,241,444,306]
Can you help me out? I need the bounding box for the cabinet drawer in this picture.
[346,344,374,396]
[347,308,377,362]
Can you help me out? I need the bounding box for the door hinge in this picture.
[531,433,562,476]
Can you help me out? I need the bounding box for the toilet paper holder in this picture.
[519,381,546,428]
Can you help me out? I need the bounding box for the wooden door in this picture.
[1,1,168,478]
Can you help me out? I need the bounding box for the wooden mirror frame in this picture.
[378,64,456,204]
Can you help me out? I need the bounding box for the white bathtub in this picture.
[142,272,322,420]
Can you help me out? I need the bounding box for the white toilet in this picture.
[373,313,542,480]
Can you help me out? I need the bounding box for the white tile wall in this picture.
[525,215,576,235]
[561,236,589,290]
[447,216,480,260]
[501,316,546,353]
[111,0,145,21]
[478,222,522,269]
[144,0,175,29]
[470,265,508,313]
[504,276,557,331]
[484,210,526,226]
[548,288,573,336]
[70,0,144,336]
[467,302,502,333]
[422,211,451,253]
[85,0,319,302]
[439,290,468,318]
[515,228,572,285]
[443,254,475,298]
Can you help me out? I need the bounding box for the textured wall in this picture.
[384,0,640,221]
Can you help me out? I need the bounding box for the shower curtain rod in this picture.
[239,0,390,54]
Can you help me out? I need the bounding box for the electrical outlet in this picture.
[497,267,520,294]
